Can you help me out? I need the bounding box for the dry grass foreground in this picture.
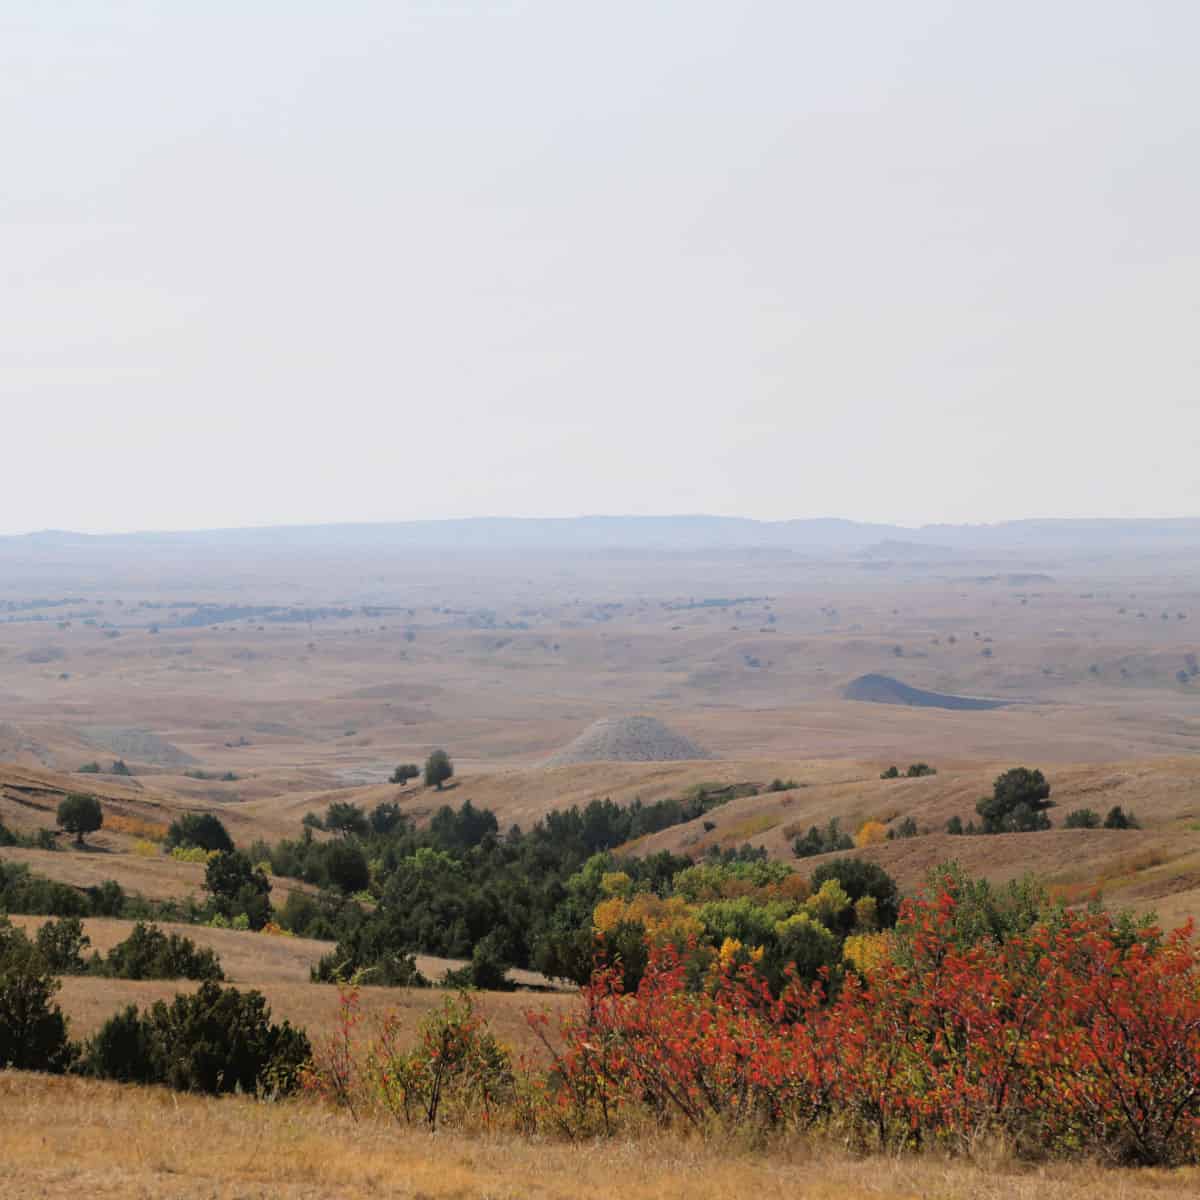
[3,1074,1199,1200]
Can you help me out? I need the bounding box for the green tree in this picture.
[370,800,406,836]
[975,767,1053,833]
[1065,808,1101,829]
[165,812,234,854]
[389,763,420,785]
[324,801,369,839]
[56,793,103,846]
[203,851,272,930]
[34,916,90,973]
[0,946,75,1072]
[424,749,454,791]
[810,858,901,928]
[429,799,497,853]
[323,841,370,894]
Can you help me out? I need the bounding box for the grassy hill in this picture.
[7,754,1200,929]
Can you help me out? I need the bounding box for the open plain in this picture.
[4,521,1200,914]
[3,520,1200,1195]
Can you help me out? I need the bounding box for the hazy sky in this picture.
[3,1,1198,534]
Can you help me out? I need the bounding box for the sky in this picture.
[2,1,1198,535]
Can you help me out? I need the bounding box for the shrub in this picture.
[946,815,965,835]
[312,945,427,988]
[1104,805,1140,830]
[100,922,224,981]
[444,931,514,991]
[170,845,213,864]
[880,766,900,779]
[810,859,900,928]
[87,879,126,916]
[976,767,1053,833]
[323,841,370,894]
[389,763,420,786]
[0,861,89,917]
[34,916,90,973]
[204,851,272,930]
[854,821,888,848]
[56,793,102,845]
[791,818,853,858]
[905,763,936,778]
[525,891,1200,1164]
[165,812,234,854]
[0,949,76,1072]
[1065,808,1101,829]
[305,988,513,1129]
[85,981,310,1095]
[82,1004,157,1083]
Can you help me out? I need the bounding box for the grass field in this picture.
[3,1073,1198,1200]
[7,914,570,1055]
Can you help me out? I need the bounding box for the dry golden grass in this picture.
[9,915,331,982]
[0,843,314,905]
[4,916,570,1056]
[48,971,574,1059]
[10,914,558,992]
[2,1073,1198,1199]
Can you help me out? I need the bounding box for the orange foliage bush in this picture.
[306,890,1200,1166]
[104,813,169,842]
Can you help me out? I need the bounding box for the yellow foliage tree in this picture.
[804,879,851,928]
[843,931,891,974]
[593,893,703,948]
[855,820,888,847]
[600,871,632,898]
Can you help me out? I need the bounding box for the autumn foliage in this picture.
[306,882,1200,1166]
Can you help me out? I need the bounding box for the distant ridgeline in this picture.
[843,674,1008,712]
[175,604,355,627]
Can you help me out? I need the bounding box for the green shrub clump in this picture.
[99,922,224,981]
[165,812,234,854]
[84,981,310,1094]
[0,918,76,1072]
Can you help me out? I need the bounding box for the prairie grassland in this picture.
[2,1073,1198,1200]
[50,971,574,1056]
[7,914,553,990]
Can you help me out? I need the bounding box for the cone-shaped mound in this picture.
[545,715,714,765]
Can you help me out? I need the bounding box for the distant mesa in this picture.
[843,674,1008,711]
[545,715,714,765]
